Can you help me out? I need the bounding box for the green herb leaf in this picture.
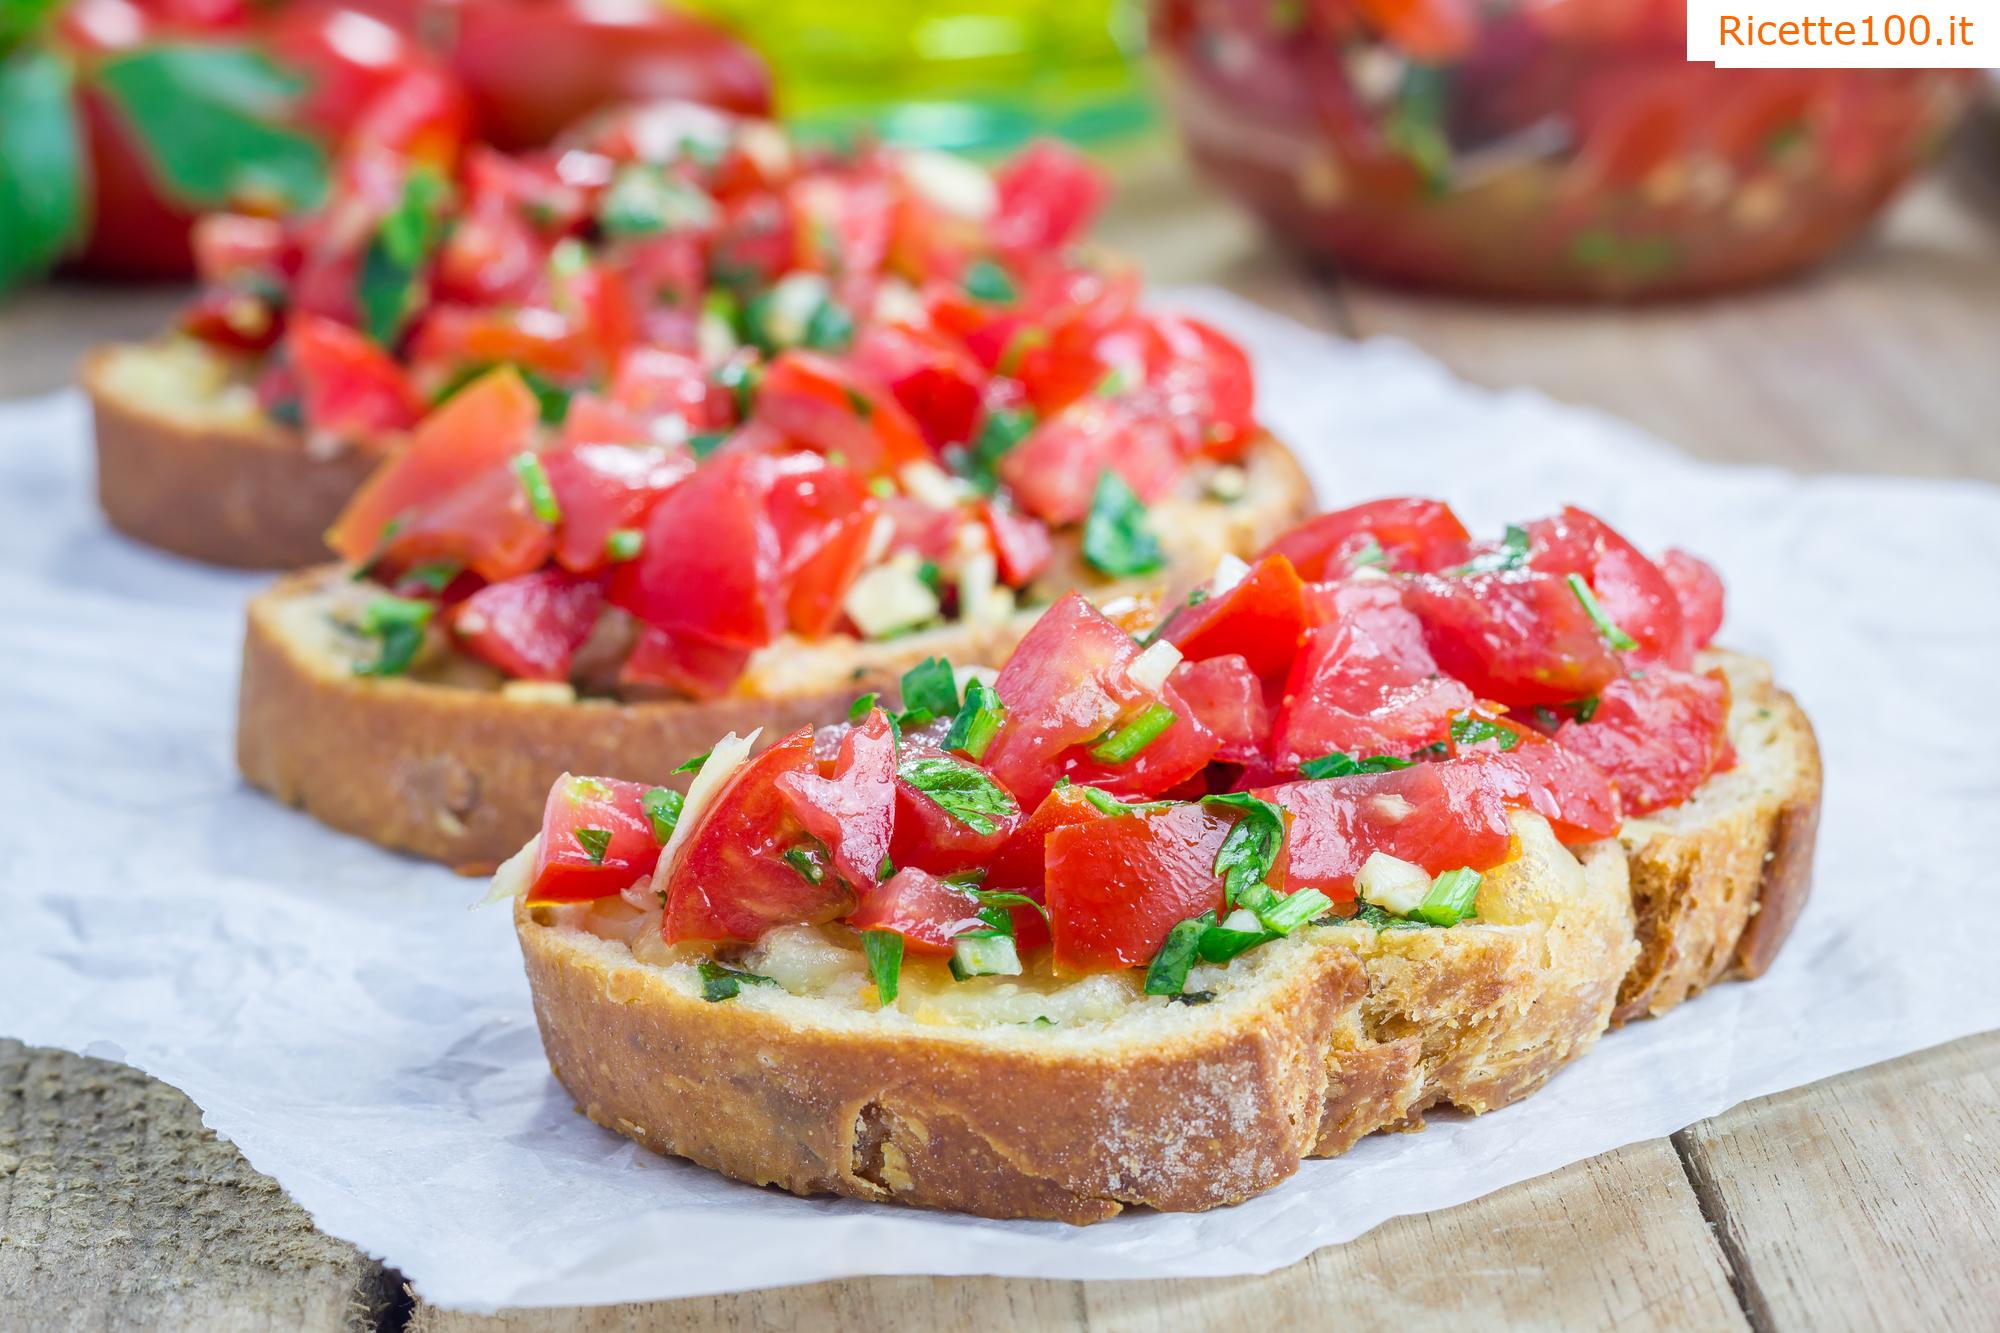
[1144,917,1207,996]
[954,408,1035,493]
[1454,524,1531,576]
[1351,903,1431,931]
[641,787,683,844]
[599,164,717,238]
[783,843,826,885]
[1078,787,1174,818]
[605,528,644,562]
[1299,751,1415,779]
[848,692,880,724]
[898,755,1019,836]
[898,656,959,722]
[510,451,563,524]
[1412,868,1481,927]
[358,166,447,346]
[861,929,904,1004]
[714,359,761,417]
[1088,702,1176,763]
[962,258,1018,304]
[1567,573,1639,651]
[941,678,1006,761]
[1573,695,1601,723]
[1347,538,1388,571]
[1381,64,1452,196]
[968,888,1049,924]
[574,827,612,865]
[674,749,711,774]
[801,297,854,352]
[1449,714,1519,752]
[843,385,874,419]
[1082,472,1164,578]
[1196,919,1270,963]
[0,48,81,292]
[687,430,729,459]
[95,45,327,213]
[1257,887,1334,934]
[352,596,432,677]
[405,562,460,594]
[1201,792,1287,910]
[697,959,777,1002]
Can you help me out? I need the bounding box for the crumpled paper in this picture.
[3,291,1997,1312]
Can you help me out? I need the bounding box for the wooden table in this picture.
[4,126,1998,1332]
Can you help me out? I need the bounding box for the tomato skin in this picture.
[774,709,897,892]
[607,451,785,650]
[289,314,425,440]
[1660,549,1726,656]
[991,139,1110,256]
[846,868,988,957]
[1272,579,1474,768]
[1261,497,1471,580]
[448,568,605,682]
[445,0,772,153]
[765,455,879,639]
[1403,569,1624,708]
[1044,801,1235,972]
[661,729,854,944]
[752,352,929,479]
[329,366,540,563]
[851,324,987,450]
[1170,655,1272,765]
[527,774,661,904]
[540,435,694,573]
[1525,507,1686,667]
[1256,763,1515,897]
[618,623,752,699]
[1163,553,1309,682]
[1445,717,1621,845]
[998,394,1190,526]
[1142,313,1257,449]
[980,499,1053,587]
[1554,668,1734,814]
[377,460,554,582]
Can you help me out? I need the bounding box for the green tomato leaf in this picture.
[0,47,82,291]
[94,44,327,213]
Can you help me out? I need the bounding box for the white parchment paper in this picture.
[2,291,1997,1311]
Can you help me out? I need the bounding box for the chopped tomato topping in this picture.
[1261,497,1471,580]
[540,437,695,573]
[1660,549,1726,657]
[980,499,1054,587]
[1525,507,1686,666]
[618,623,753,699]
[289,315,424,441]
[526,774,662,904]
[774,708,897,891]
[765,455,879,638]
[998,394,1189,526]
[449,569,605,682]
[1554,668,1734,814]
[1444,714,1621,844]
[1403,568,1624,708]
[1257,764,1515,897]
[1163,553,1309,681]
[1170,655,1272,765]
[752,351,929,478]
[607,452,786,649]
[1044,800,1237,971]
[846,867,988,956]
[991,139,1110,255]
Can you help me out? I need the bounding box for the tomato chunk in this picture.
[660,729,853,943]
[373,461,555,584]
[1170,655,1272,765]
[608,452,785,649]
[1444,715,1621,844]
[289,314,423,439]
[851,324,987,449]
[527,774,662,904]
[765,455,878,638]
[541,438,695,573]
[1044,801,1234,971]
[618,623,753,700]
[1525,507,1686,666]
[991,139,1109,255]
[846,867,988,956]
[1660,549,1726,657]
[888,741,1023,876]
[981,499,1053,587]
[1258,764,1515,896]
[1262,497,1471,580]
[329,367,540,564]
[775,708,897,891]
[998,395,1188,526]
[449,569,605,682]
[1162,553,1308,681]
[752,351,928,478]
[1555,668,1733,814]
[1403,569,1624,708]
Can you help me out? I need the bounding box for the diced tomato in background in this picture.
[540,436,694,573]
[1140,313,1257,449]
[1163,553,1309,681]
[661,729,853,943]
[526,774,661,903]
[289,315,424,441]
[845,867,988,956]
[851,324,988,449]
[1044,801,1238,971]
[765,456,879,638]
[775,709,897,891]
[1660,549,1726,657]
[409,305,594,388]
[449,569,605,681]
[998,395,1189,526]
[1554,668,1734,814]
[1403,569,1624,708]
[752,352,929,478]
[613,347,729,432]
[376,461,553,582]
[1444,716,1622,844]
[1257,763,1515,896]
[981,499,1053,587]
[1262,497,1471,580]
[618,623,752,699]
[608,452,786,649]
[990,139,1110,256]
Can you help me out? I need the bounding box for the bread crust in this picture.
[516,903,1374,1222]
[1611,651,1822,1022]
[86,346,375,569]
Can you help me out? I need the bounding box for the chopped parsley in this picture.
[641,787,683,844]
[1143,917,1207,996]
[1200,792,1286,910]
[573,827,611,866]
[1567,573,1639,651]
[357,166,447,347]
[1454,524,1531,576]
[1300,752,1414,779]
[897,656,959,725]
[897,755,1019,835]
[962,259,1018,305]
[1449,714,1519,751]
[698,960,778,1003]
[352,596,433,677]
[941,678,1006,761]
[673,749,711,774]
[1082,472,1164,578]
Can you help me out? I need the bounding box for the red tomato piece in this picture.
[607,452,785,649]
[1526,507,1687,666]
[753,352,929,478]
[377,461,555,583]
[765,455,879,639]
[329,368,541,564]
[179,289,282,354]
[885,735,1026,877]
[775,709,897,891]
[613,347,729,432]
[1554,669,1734,814]
[190,212,290,289]
[981,499,1054,587]
[1044,801,1234,972]
[409,305,595,387]
[1444,716,1622,845]
[1403,569,1625,708]
[1170,655,1272,765]
[1261,497,1471,580]
[1141,313,1257,448]
[660,729,853,943]
[1163,553,1309,681]
[845,867,989,957]
[449,569,605,682]
[1661,549,1726,656]
[541,438,694,573]
[851,324,987,449]
[991,139,1110,256]
[1271,581,1474,768]
[288,315,424,440]
[526,774,662,904]
[998,395,1190,526]
[619,624,753,699]
[1256,764,1516,897]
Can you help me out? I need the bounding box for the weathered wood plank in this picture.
[409,1138,1743,1333]
[1676,1032,2000,1330]
[0,1041,398,1333]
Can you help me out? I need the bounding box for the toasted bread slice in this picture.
[236,434,1315,870]
[86,341,381,569]
[512,809,1629,1219]
[1611,649,1821,1021]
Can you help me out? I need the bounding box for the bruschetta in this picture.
[492,501,1817,1217]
